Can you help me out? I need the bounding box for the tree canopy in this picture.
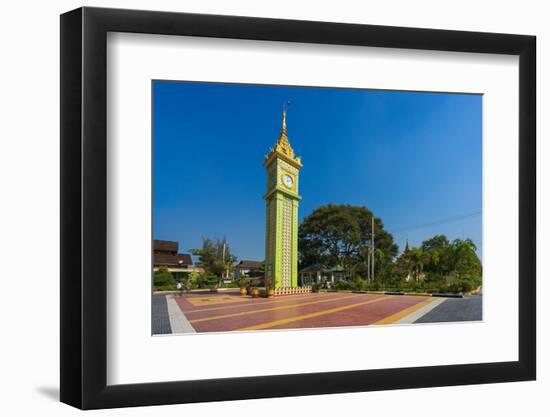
[298,204,398,277]
[190,237,237,284]
[396,236,481,292]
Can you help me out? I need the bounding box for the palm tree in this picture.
[408,247,429,281]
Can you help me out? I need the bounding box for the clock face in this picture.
[282,174,294,187]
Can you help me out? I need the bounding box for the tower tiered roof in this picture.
[264,106,302,168]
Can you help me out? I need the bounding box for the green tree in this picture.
[448,239,481,277]
[190,237,237,286]
[421,234,450,277]
[408,247,430,281]
[421,235,450,252]
[298,204,398,277]
[398,235,482,292]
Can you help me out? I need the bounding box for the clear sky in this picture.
[153,80,482,261]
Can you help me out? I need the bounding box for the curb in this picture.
[323,289,464,298]
[431,292,464,298]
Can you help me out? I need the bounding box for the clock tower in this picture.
[263,106,302,289]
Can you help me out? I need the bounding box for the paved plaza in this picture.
[152,291,482,335]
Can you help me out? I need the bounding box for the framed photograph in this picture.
[60,6,536,409]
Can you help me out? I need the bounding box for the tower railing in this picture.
[274,286,312,296]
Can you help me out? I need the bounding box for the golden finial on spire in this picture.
[264,100,302,168]
[281,100,290,133]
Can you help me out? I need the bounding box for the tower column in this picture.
[291,199,299,287]
[263,106,302,289]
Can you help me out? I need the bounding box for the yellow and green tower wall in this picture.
[263,109,302,289]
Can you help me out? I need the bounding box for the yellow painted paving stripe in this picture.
[372,298,434,325]
[189,294,367,323]
[184,293,333,314]
[238,296,393,331]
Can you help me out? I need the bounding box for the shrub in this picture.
[361,280,382,291]
[197,274,218,289]
[447,274,482,293]
[446,274,481,292]
[177,274,193,292]
[154,284,177,291]
[185,272,220,289]
[352,278,367,291]
[154,267,175,290]
[218,280,240,288]
[332,280,354,291]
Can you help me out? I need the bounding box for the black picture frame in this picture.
[60,6,536,410]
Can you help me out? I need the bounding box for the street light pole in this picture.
[371,216,375,282]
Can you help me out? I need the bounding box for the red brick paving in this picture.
[173,292,431,333]
[189,294,380,332]
[176,292,329,314]
[268,295,430,330]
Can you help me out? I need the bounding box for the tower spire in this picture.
[264,101,302,167]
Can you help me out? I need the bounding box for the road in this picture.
[414,295,482,323]
[152,293,172,334]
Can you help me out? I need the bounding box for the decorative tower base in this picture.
[273,286,312,296]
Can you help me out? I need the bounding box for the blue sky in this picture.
[153,81,482,261]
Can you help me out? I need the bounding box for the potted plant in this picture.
[238,278,248,296]
[250,287,260,298]
[312,283,321,293]
[265,277,275,297]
